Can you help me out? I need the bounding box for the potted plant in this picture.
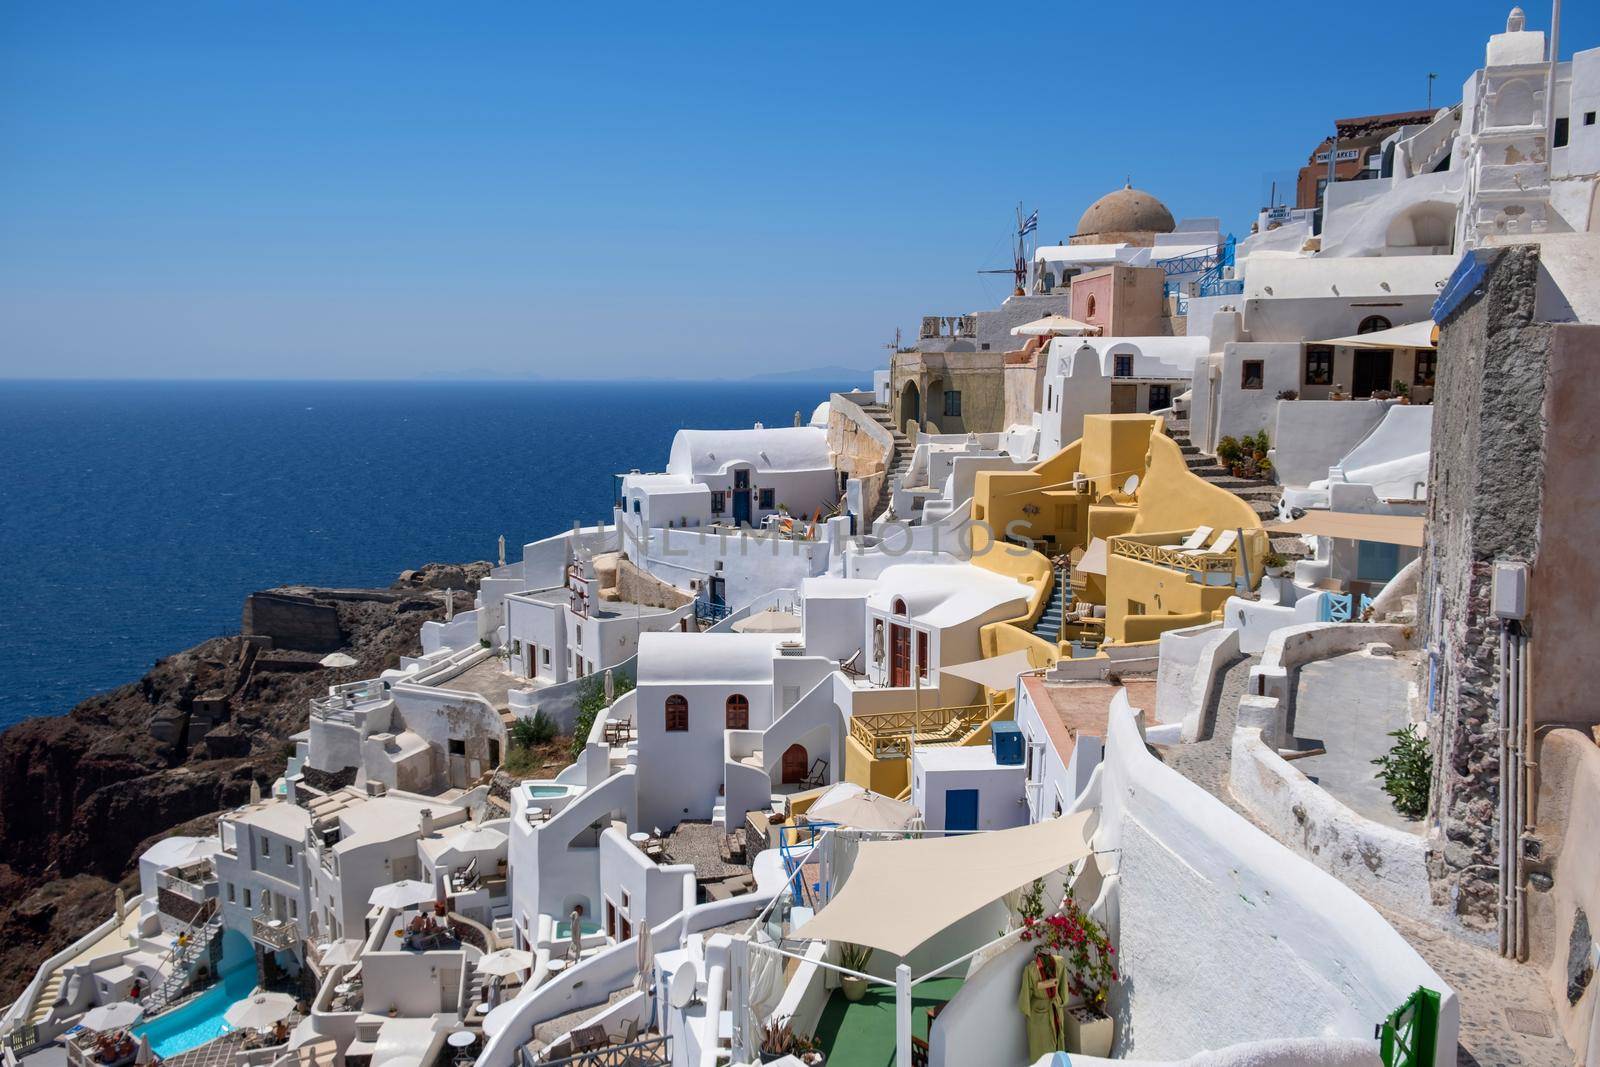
[758,1017,814,1064]
[1261,550,1288,578]
[1393,380,1411,404]
[838,943,873,1002]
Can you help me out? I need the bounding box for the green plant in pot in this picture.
[758,1017,820,1063]
[838,942,873,1002]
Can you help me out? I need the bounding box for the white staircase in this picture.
[142,908,223,1016]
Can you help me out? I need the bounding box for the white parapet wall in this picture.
[1153,621,1240,741]
[1227,621,1437,921]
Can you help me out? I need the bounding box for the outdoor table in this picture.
[446,1032,476,1049]
[629,832,650,848]
[546,958,567,973]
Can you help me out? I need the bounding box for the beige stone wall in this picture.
[596,551,693,609]
[1003,350,1046,428]
[890,350,1010,435]
[828,397,893,514]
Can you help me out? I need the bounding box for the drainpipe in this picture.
[1492,561,1531,959]
[1517,621,1534,962]
[1498,625,1512,957]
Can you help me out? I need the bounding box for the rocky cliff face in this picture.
[0,562,488,1004]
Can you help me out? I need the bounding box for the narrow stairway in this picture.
[857,402,913,520]
[1032,573,1068,644]
[1165,419,1311,565]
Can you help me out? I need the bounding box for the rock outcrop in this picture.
[0,562,488,1004]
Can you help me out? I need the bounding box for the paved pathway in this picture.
[1161,652,1573,1066]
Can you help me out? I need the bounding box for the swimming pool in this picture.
[554,919,601,940]
[524,783,575,798]
[132,931,256,1058]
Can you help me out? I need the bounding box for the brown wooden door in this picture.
[781,744,808,784]
[890,624,911,688]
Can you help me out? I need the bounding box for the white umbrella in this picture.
[224,992,296,1031]
[808,790,920,832]
[1009,314,1095,338]
[440,824,508,854]
[82,1002,142,1031]
[368,879,437,910]
[475,949,533,977]
[317,939,363,968]
[319,652,359,668]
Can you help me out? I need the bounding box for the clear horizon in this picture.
[3,1,1595,381]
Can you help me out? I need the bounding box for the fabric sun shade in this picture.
[1268,511,1425,547]
[793,812,1093,958]
[1010,314,1096,337]
[937,650,1039,692]
[1313,319,1437,350]
[1076,538,1110,577]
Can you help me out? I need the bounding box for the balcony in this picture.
[847,702,990,759]
[311,679,391,723]
[1108,533,1239,585]
[251,914,301,951]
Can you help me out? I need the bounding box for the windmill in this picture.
[978,204,1038,296]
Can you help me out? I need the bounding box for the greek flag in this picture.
[1019,210,1038,237]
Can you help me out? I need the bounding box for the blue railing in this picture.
[695,598,732,623]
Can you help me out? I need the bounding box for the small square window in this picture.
[542,649,550,665]
[943,390,962,417]
[1554,116,1569,149]
[448,738,466,756]
[1414,350,1437,387]
[1304,345,1334,386]
[1113,354,1133,378]
[1585,111,1596,126]
[759,488,775,510]
[710,491,725,515]
[1241,360,1264,390]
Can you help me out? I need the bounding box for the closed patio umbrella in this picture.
[82,1002,142,1032]
[368,879,436,910]
[135,1034,153,1066]
[475,949,533,977]
[633,921,653,993]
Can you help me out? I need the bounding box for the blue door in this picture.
[944,789,979,834]
[732,469,752,526]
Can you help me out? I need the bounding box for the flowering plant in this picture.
[1017,882,1118,1013]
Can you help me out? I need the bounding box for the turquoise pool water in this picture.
[554,919,601,939]
[525,784,571,798]
[132,931,256,1058]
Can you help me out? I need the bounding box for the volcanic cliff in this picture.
[0,562,488,1003]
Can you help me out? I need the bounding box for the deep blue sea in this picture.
[0,379,856,727]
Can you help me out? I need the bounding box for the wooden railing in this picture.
[1107,535,1237,576]
[848,702,991,758]
[251,914,300,951]
[521,1034,671,1067]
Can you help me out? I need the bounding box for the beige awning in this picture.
[938,650,1038,691]
[1010,314,1096,337]
[1314,319,1438,350]
[1076,537,1109,576]
[1269,511,1425,547]
[792,812,1093,958]
[732,608,803,634]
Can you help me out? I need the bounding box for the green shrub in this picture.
[1372,724,1432,818]
[569,670,636,760]
[1215,436,1243,464]
[510,712,557,749]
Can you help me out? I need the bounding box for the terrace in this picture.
[1107,530,1243,586]
[845,702,991,759]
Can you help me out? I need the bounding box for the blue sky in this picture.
[1,1,1593,380]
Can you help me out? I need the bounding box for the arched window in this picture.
[1086,295,1097,318]
[1357,315,1392,335]
[664,694,689,732]
[725,694,749,730]
[892,597,907,616]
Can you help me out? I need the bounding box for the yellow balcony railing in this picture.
[848,702,990,758]
[1108,535,1237,576]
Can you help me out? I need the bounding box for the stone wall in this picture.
[1421,245,1548,931]
[242,592,344,652]
[827,396,893,520]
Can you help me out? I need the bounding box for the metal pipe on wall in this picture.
[1498,626,1512,957]
[1517,624,1534,962]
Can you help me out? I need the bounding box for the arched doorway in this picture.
[781,744,808,784]
[925,377,946,433]
[899,380,921,433]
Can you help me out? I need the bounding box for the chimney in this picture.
[419,808,435,838]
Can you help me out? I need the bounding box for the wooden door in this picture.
[889,624,911,688]
[1353,349,1394,398]
[781,744,808,784]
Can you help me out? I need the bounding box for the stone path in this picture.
[161,1031,248,1067]
[1160,653,1255,809]
[1378,906,1573,1067]
[1161,652,1573,1066]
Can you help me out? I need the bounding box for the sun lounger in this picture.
[1181,528,1237,557]
[1160,525,1213,552]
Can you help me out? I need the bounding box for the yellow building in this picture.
[970,413,1265,655]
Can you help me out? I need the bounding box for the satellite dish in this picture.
[1121,474,1140,496]
[668,962,699,1009]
